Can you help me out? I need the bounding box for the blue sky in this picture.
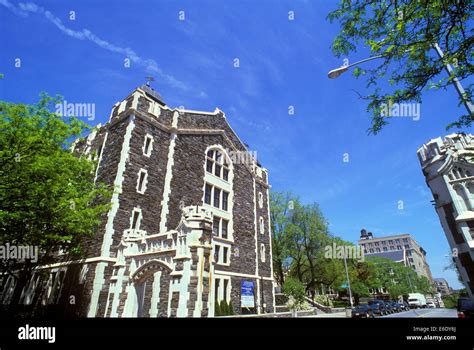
[1,0,471,289]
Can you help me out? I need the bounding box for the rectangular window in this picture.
[223,279,229,302]
[215,278,220,302]
[204,184,212,205]
[222,191,229,211]
[213,188,221,208]
[222,219,228,239]
[223,247,228,264]
[137,170,147,193]
[223,168,229,181]
[131,210,140,230]
[206,159,213,173]
[213,217,220,236]
[143,135,153,156]
[214,163,222,177]
[214,245,220,263]
[383,247,388,251]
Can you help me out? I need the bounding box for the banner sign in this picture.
[241,280,255,308]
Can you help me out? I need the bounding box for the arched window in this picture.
[206,149,230,181]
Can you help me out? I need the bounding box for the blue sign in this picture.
[241,280,255,308]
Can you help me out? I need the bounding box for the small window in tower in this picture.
[222,191,229,211]
[258,192,264,208]
[136,169,148,194]
[260,244,265,262]
[259,217,265,234]
[131,209,141,230]
[204,184,212,205]
[143,135,153,157]
[213,188,221,208]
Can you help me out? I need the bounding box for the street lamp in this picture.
[327,44,473,116]
[327,55,384,79]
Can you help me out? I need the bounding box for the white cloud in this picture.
[1,0,190,91]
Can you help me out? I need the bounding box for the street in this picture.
[381,308,457,318]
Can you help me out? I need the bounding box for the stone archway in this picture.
[131,260,172,318]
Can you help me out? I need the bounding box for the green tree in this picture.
[270,191,295,286]
[282,277,306,305]
[0,94,111,310]
[328,0,473,134]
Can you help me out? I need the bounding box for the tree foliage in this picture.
[328,0,473,134]
[0,94,111,307]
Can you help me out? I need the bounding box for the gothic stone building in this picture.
[2,85,275,317]
[418,133,474,300]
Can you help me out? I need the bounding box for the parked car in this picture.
[389,301,404,312]
[351,304,375,318]
[426,301,436,308]
[368,300,388,316]
[385,301,398,314]
[457,297,474,318]
[398,301,410,311]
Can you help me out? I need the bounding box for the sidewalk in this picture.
[302,311,347,318]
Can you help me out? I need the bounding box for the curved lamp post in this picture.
[328,45,473,115]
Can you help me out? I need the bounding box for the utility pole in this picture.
[343,255,354,308]
[432,43,474,116]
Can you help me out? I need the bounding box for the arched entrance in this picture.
[131,260,172,318]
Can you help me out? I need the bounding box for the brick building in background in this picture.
[358,230,434,283]
[1,85,275,317]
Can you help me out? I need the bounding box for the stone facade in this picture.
[417,133,474,300]
[1,85,275,317]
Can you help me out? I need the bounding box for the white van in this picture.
[408,293,427,308]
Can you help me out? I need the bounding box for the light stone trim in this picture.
[88,115,135,317]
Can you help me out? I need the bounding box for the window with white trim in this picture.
[259,217,265,234]
[136,169,148,194]
[214,243,230,265]
[258,192,263,208]
[130,208,142,230]
[260,244,265,262]
[204,183,230,211]
[214,276,231,302]
[206,149,230,181]
[212,216,229,239]
[143,134,154,157]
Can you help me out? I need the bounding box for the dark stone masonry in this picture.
[0,85,275,317]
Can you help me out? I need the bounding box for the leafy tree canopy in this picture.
[0,94,111,286]
[328,0,473,134]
